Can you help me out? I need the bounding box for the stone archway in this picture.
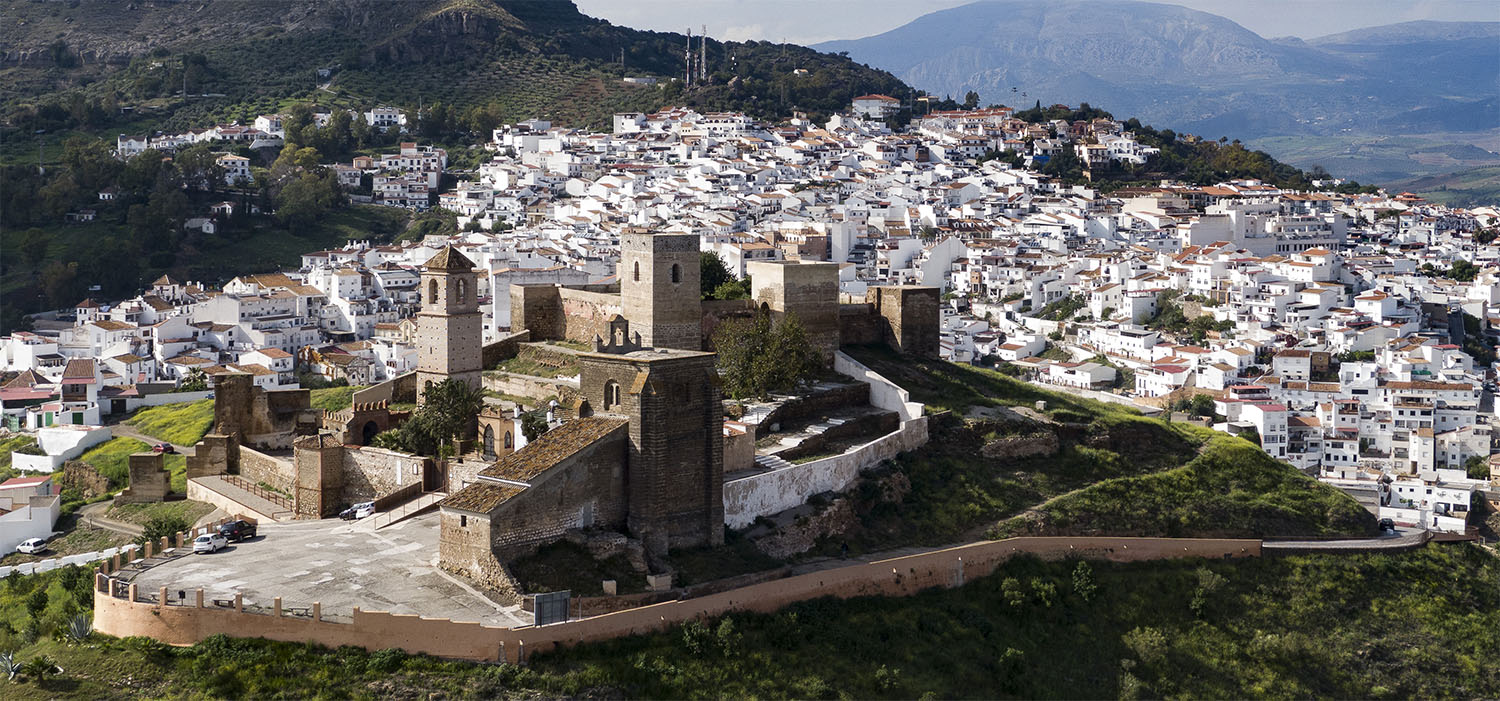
[361,420,380,446]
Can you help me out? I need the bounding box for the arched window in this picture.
[503,431,513,449]
[604,380,621,410]
[456,278,467,304]
[428,279,438,305]
[632,261,641,282]
[482,425,496,459]
[670,263,681,284]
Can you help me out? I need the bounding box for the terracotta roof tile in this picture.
[478,416,628,483]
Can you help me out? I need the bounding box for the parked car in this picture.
[151,443,176,454]
[339,502,375,520]
[1379,518,1396,533]
[193,534,228,554]
[16,538,48,554]
[217,520,257,542]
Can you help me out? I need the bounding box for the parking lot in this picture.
[132,511,532,627]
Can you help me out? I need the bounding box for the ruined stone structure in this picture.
[115,452,170,504]
[440,318,724,587]
[867,285,941,358]
[320,401,401,447]
[510,233,937,359]
[620,231,701,351]
[212,372,319,450]
[293,434,431,518]
[746,260,841,359]
[417,246,483,404]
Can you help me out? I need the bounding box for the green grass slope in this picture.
[124,399,214,447]
[993,435,1377,539]
[3,544,1493,698]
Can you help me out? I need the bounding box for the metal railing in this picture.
[223,474,293,509]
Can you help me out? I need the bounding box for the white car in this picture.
[16,538,47,555]
[340,501,375,520]
[193,534,228,554]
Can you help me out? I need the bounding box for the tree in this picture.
[374,379,484,456]
[700,252,734,299]
[178,369,209,392]
[963,90,980,110]
[520,409,549,442]
[714,311,824,400]
[1465,455,1489,480]
[136,514,189,549]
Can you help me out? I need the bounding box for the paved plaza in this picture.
[132,511,531,627]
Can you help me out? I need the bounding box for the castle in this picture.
[169,231,937,600]
[430,230,938,595]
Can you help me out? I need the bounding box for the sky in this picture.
[573,0,1500,46]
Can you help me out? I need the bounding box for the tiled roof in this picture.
[423,245,476,272]
[440,482,525,514]
[478,416,628,483]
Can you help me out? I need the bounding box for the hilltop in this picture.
[0,0,910,137]
[814,0,1499,183]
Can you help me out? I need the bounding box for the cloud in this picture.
[721,23,766,42]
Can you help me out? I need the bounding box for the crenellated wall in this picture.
[95,536,1262,665]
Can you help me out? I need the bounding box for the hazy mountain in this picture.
[815,1,1498,142]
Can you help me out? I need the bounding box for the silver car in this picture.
[193,534,228,554]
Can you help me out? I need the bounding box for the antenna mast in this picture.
[700,25,707,83]
[685,28,693,86]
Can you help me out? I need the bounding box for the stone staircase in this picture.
[752,454,794,472]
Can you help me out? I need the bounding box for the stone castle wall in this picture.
[238,447,295,495]
[97,536,1263,664]
[489,424,631,560]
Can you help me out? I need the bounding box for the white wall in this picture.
[0,495,61,555]
[833,351,923,421]
[722,417,928,528]
[12,425,114,472]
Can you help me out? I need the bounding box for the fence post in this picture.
[274,597,282,617]
[196,589,204,608]
[159,586,168,606]
[312,602,321,622]
[112,552,120,570]
[128,583,138,602]
[234,593,243,614]
[143,540,153,559]
[160,535,170,552]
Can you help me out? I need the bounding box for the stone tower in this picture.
[578,320,724,556]
[417,245,483,405]
[620,231,702,351]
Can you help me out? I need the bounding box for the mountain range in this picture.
[0,0,907,133]
[815,0,1499,182]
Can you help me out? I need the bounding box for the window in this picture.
[633,261,640,282]
[504,431,513,449]
[456,278,468,304]
[605,380,621,410]
[460,515,467,527]
[428,279,438,304]
[670,263,681,284]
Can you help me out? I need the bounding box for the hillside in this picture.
[0,0,910,138]
[4,543,1495,697]
[814,1,1499,181]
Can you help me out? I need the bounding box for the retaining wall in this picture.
[723,417,928,528]
[94,536,1260,664]
[238,447,295,495]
